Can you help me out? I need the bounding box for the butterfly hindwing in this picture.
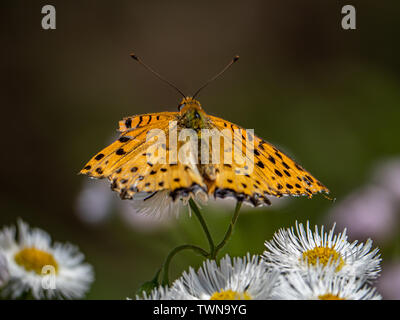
[108,138,207,200]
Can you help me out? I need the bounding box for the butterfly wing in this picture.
[80,109,329,206]
[207,114,329,205]
[117,111,175,133]
[80,112,207,200]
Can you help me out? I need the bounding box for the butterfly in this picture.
[79,54,329,216]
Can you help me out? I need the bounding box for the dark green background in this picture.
[1,1,399,299]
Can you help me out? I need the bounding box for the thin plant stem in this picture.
[189,198,215,255]
[161,244,209,286]
[161,199,242,285]
[213,200,243,259]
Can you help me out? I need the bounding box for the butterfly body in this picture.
[177,97,209,130]
[80,97,329,208]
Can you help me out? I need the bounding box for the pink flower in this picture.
[328,186,398,242]
[377,261,400,299]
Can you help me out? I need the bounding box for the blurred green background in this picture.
[2,0,400,299]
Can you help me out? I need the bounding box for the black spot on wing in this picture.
[116,148,126,155]
[125,118,132,128]
[119,136,131,143]
[95,153,104,161]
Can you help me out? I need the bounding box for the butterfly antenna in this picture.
[192,55,239,99]
[130,53,186,98]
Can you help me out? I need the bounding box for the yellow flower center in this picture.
[14,247,58,275]
[318,293,345,300]
[210,289,252,300]
[301,246,345,271]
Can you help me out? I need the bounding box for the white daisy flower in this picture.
[274,265,382,300]
[0,251,10,287]
[135,285,173,300]
[170,254,279,300]
[0,219,94,299]
[263,221,381,281]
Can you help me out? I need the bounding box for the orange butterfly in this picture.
[79,54,329,215]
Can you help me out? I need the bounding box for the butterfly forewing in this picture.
[80,113,174,177]
[118,112,177,132]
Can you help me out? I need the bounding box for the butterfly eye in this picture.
[178,103,185,111]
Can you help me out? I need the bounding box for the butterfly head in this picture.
[178,96,202,111]
[178,97,208,129]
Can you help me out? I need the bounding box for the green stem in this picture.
[161,244,208,286]
[161,200,242,285]
[189,198,215,255]
[213,200,243,259]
